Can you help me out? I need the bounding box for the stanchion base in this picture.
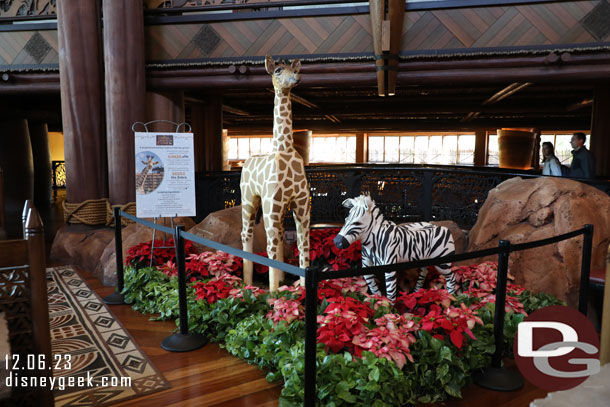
[103,291,125,305]
[161,333,208,352]
[474,366,524,392]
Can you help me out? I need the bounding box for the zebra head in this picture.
[334,195,374,249]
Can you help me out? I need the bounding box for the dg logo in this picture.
[514,305,600,391]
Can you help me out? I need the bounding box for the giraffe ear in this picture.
[265,55,276,75]
[291,59,301,73]
[342,198,354,209]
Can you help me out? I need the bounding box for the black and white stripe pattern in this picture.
[334,195,456,303]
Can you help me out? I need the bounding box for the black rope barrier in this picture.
[181,230,306,277]
[304,267,319,407]
[109,210,596,401]
[119,210,175,235]
[579,224,594,314]
[161,225,208,352]
[474,240,524,391]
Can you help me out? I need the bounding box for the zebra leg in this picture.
[435,263,458,294]
[362,256,380,296]
[414,267,428,291]
[385,271,397,303]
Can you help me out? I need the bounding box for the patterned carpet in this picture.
[48,266,170,407]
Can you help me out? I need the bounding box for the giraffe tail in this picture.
[255,206,263,224]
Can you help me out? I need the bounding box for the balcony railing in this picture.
[195,164,610,229]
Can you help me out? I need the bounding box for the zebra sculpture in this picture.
[333,195,457,303]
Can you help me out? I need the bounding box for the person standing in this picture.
[569,132,595,179]
[541,141,562,176]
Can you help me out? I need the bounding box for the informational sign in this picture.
[134,132,195,218]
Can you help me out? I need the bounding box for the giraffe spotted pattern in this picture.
[240,55,311,291]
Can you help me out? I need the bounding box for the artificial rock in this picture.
[468,176,610,306]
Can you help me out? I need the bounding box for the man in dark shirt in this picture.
[569,132,595,179]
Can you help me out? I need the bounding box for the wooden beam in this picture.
[222,104,250,116]
[464,82,532,121]
[566,98,593,111]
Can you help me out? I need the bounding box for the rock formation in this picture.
[468,177,610,306]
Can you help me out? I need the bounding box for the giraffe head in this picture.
[265,55,301,92]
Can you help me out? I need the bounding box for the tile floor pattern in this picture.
[48,266,170,407]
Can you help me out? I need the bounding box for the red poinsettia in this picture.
[418,303,484,349]
[229,285,266,299]
[292,228,362,270]
[352,325,416,369]
[395,288,455,316]
[186,251,243,279]
[266,297,305,324]
[278,281,306,301]
[317,297,372,353]
[192,273,242,304]
[124,238,196,268]
[158,260,178,277]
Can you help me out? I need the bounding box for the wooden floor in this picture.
[76,266,282,407]
[70,265,549,407]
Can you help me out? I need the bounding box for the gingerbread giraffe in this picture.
[136,155,159,194]
[240,55,310,291]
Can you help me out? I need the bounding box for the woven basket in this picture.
[63,199,109,225]
[106,201,137,226]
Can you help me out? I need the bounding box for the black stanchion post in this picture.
[474,240,523,391]
[104,207,126,305]
[304,267,318,407]
[578,224,594,315]
[161,225,208,352]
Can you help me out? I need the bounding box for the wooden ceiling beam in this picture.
[566,98,593,112]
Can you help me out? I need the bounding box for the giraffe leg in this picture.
[241,194,259,286]
[264,216,284,292]
[292,195,310,286]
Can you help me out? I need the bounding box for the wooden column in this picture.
[191,96,224,172]
[28,121,52,206]
[474,131,488,167]
[0,119,34,238]
[146,91,185,132]
[356,132,367,163]
[590,83,610,177]
[294,130,312,165]
[57,0,107,203]
[103,0,146,204]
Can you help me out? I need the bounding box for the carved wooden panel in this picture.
[146,1,605,64]
[0,0,56,18]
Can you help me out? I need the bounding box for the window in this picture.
[228,136,273,160]
[488,131,590,166]
[368,134,475,165]
[540,132,590,166]
[488,135,499,165]
[310,134,356,163]
[228,134,356,163]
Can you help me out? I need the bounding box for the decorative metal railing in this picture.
[196,165,610,229]
[52,160,65,189]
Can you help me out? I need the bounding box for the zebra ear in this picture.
[342,198,354,209]
[363,195,374,210]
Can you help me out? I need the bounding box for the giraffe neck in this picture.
[272,88,294,152]
[137,165,152,188]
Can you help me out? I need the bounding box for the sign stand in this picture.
[132,120,193,267]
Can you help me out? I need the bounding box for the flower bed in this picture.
[122,230,563,406]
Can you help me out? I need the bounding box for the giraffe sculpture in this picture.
[136,155,159,194]
[240,55,310,292]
